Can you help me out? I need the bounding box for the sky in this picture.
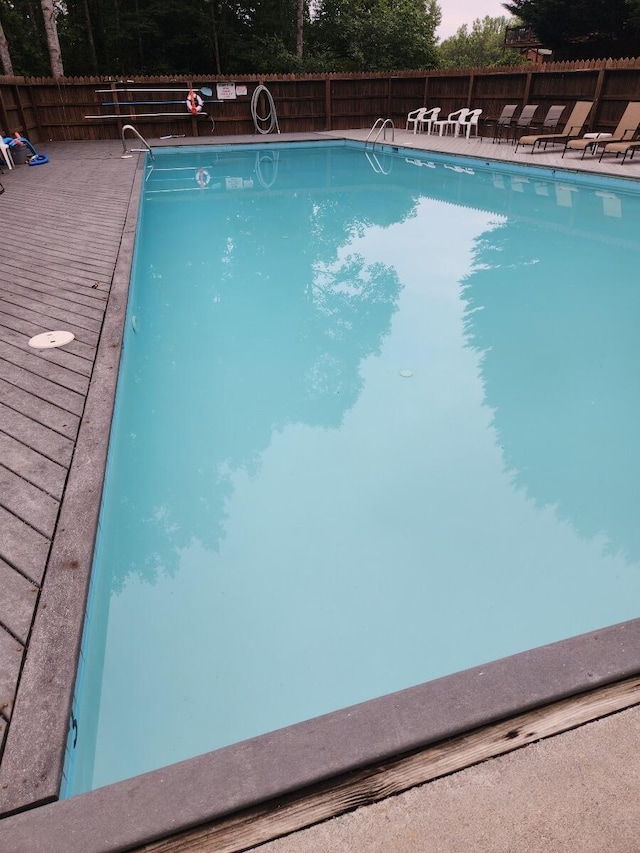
[436,0,512,40]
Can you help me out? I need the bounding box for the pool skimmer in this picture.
[28,330,75,349]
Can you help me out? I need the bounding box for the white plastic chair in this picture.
[460,109,483,139]
[433,108,471,137]
[406,108,427,134]
[0,137,14,170]
[418,107,441,135]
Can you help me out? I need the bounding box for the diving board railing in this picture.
[121,125,154,159]
[365,118,395,149]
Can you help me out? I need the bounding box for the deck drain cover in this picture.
[29,330,75,349]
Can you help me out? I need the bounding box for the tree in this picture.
[297,0,304,59]
[439,15,526,67]
[0,18,13,74]
[309,0,441,71]
[503,0,640,59]
[40,0,64,76]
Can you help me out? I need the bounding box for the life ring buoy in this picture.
[186,90,204,115]
[195,168,210,189]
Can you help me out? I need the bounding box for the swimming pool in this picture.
[63,141,640,797]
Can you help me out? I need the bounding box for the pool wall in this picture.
[1,139,640,852]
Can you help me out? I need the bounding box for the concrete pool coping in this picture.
[1,130,640,851]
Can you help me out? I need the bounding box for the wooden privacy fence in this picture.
[2,57,640,145]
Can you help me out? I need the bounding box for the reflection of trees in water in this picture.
[463,218,640,562]
[107,159,412,590]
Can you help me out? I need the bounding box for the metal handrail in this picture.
[364,149,392,175]
[365,118,395,149]
[121,124,155,159]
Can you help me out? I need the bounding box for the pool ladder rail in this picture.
[121,124,155,160]
[366,118,395,149]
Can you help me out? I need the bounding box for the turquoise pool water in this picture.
[64,142,640,796]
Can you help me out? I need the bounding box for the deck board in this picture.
[0,465,59,538]
[0,558,38,646]
[0,430,68,498]
[0,401,74,466]
[0,378,79,440]
[0,505,51,584]
[0,626,23,719]
[0,140,140,812]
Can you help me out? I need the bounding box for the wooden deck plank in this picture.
[0,315,96,363]
[0,300,100,348]
[1,271,110,311]
[0,245,118,278]
[0,557,39,646]
[0,378,79,440]
[0,625,23,719]
[5,216,125,247]
[0,432,68,499]
[0,466,59,539]
[0,505,50,585]
[0,401,74,467]
[0,258,113,290]
[0,342,90,396]
[0,282,106,324]
[0,327,93,378]
[0,293,102,335]
[0,357,86,415]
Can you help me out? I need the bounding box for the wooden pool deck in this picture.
[0,130,639,851]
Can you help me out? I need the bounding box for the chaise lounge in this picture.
[515,101,593,152]
[562,101,640,158]
[598,138,640,163]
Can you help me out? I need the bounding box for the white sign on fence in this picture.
[216,83,237,100]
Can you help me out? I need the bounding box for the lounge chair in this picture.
[598,138,640,164]
[537,104,565,133]
[484,104,518,143]
[515,101,593,152]
[507,104,539,143]
[563,101,640,158]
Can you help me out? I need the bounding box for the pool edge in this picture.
[0,619,640,852]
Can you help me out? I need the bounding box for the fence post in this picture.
[325,78,332,130]
[466,72,475,108]
[590,65,607,130]
[13,82,28,134]
[522,70,533,107]
[110,81,123,138]
[0,85,9,135]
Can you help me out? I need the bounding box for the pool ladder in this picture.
[366,118,395,149]
[121,124,155,160]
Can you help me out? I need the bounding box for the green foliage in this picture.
[439,15,526,68]
[0,0,50,76]
[0,0,442,75]
[310,0,441,71]
[503,0,640,58]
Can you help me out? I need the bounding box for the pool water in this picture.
[63,142,640,796]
